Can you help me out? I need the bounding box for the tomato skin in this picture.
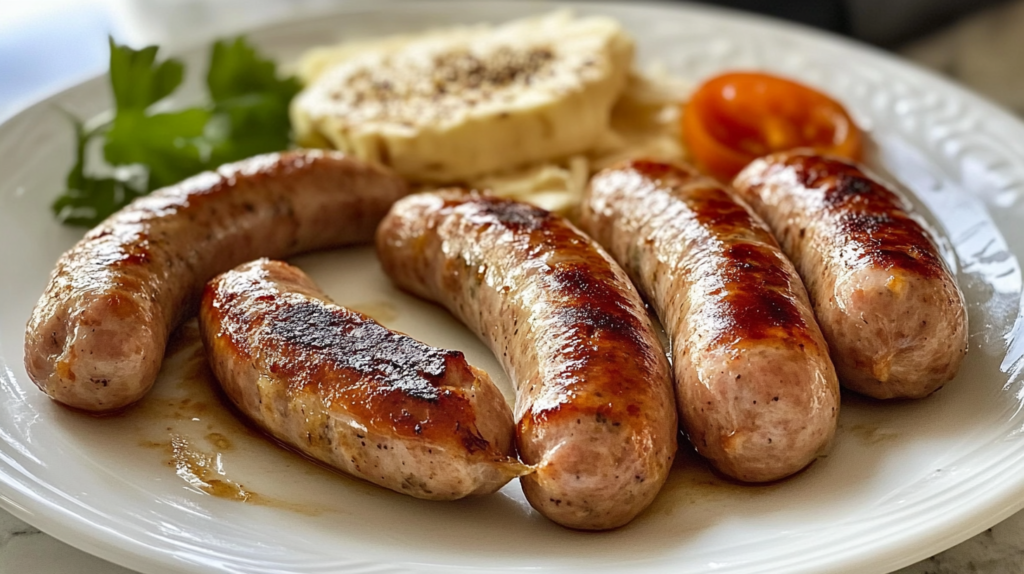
[682,72,862,181]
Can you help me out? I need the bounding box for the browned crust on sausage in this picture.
[200,259,521,499]
[733,151,968,398]
[376,191,677,529]
[581,160,839,482]
[209,281,490,449]
[25,151,408,412]
[622,161,819,348]
[768,154,946,278]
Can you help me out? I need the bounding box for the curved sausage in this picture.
[733,151,968,399]
[199,259,523,499]
[25,150,408,412]
[375,190,677,530]
[580,160,839,482]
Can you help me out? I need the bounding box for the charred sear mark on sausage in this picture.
[267,301,448,401]
[789,156,880,200]
[543,264,645,344]
[626,158,697,181]
[209,275,494,448]
[444,195,660,429]
[465,196,551,230]
[836,211,944,276]
[841,212,893,233]
[690,189,761,230]
[784,155,946,278]
[524,246,655,427]
[671,184,811,344]
[820,173,875,206]
[711,243,810,343]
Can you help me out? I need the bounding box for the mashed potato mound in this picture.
[292,12,690,213]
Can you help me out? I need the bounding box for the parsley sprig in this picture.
[53,37,300,226]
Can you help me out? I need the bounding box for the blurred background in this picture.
[2,0,1024,121]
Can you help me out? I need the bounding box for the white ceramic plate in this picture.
[3,2,1024,573]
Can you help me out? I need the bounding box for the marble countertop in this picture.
[4,1,1024,572]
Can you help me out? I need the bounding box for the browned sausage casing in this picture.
[733,151,968,399]
[581,160,839,482]
[376,190,677,530]
[25,151,408,412]
[199,259,523,499]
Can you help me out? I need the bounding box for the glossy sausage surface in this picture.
[581,160,839,482]
[199,259,522,499]
[733,151,968,398]
[25,151,408,412]
[376,190,677,529]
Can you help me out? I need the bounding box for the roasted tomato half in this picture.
[682,72,862,181]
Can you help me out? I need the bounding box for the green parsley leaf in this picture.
[207,36,300,103]
[107,37,184,112]
[52,114,145,226]
[52,176,146,227]
[103,108,212,191]
[207,94,293,165]
[205,37,300,164]
[53,36,299,227]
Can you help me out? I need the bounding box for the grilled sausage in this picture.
[199,259,523,499]
[733,151,968,399]
[580,160,839,482]
[25,150,408,412]
[376,190,677,530]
